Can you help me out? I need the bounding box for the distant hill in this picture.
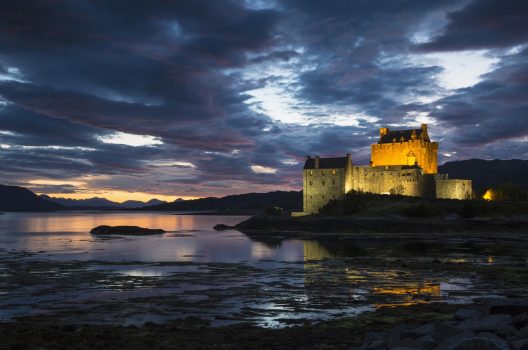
[40,195,166,209]
[439,159,528,192]
[143,191,302,212]
[0,185,66,212]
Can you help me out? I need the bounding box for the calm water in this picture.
[0,212,519,327]
[0,212,302,263]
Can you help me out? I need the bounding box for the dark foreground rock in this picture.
[353,298,528,350]
[90,225,165,235]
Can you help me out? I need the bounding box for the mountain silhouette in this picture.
[40,195,166,209]
[0,185,65,211]
[439,159,528,191]
[143,191,302,212]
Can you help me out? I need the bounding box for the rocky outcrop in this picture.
[353,299,528,350]
[90,225,165,235]
[234,215,528,236]
[213,224,235,231]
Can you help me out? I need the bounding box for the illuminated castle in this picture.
[293,124,472,216]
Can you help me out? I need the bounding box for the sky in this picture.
[0,0,527,202]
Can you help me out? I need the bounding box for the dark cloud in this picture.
[419,0,528,51]
[0,0,525,197]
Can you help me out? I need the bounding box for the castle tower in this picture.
[370,124,438,174]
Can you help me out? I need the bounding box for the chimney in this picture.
[315,155,320,169]
[380,127,389,137]
[306,155,311,160]
[346,153,352,165]
[421,124,427,133]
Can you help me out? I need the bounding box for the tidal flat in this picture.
[1,212,527,348]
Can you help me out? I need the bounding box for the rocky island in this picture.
[90,225,165,235]
[227,191,528,239]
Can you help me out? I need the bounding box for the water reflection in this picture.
[0,212,519,327]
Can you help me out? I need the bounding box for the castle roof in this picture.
[379,128,429,144]
[304,156,349,169]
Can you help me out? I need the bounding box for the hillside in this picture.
[143,191,302,212]
[0,185,66,212]
[41,195,165,209]
[439,159,528,191]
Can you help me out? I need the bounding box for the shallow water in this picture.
[0,212,525,327]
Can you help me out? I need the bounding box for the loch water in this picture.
[0,212,523,327]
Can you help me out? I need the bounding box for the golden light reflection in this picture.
[19,213,200,234]
[373,282,440,308]
[303,241,334,261]
[15,213,206,254]
[373,283,440,296]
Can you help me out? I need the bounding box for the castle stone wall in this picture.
[371,140,438,174]
[351,166,434,197]
[436,179,473,200]
[302,166,350,214]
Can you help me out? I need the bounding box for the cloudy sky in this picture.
[0,0,527,201]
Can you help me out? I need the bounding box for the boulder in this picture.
[455,308,484,321]
[513,313,528,330]
[456,314,512,332]
[485,298,528,316]
[431,321,462,343]
[360,331,388,349]
[434,332,510,350]
[511,338,528,350]
[90,225,165,235]
[406,323,434,338]
[415,334,437,349]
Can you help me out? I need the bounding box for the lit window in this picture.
[309,170,313,176]
[332,170,336,175]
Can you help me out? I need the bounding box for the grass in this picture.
[318,190,528,218]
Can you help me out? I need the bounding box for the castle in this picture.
[293,124,472,216]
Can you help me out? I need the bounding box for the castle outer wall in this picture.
[298,156,352,215]
[436,179,473,200]
[351,166,436,198]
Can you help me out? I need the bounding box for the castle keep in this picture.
[293,124,472,216]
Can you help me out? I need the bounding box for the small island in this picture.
[232,190,528,238]
[90,225,165,235]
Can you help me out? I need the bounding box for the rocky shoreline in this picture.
[232,215,528,237]
[2,300,526,349]
[353,298,528,350]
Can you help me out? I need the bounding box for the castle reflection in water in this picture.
[302,240,442,308]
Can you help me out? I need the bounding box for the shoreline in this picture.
[0,302,467,349]
[3,299,527,349]
[233,215,528,238]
